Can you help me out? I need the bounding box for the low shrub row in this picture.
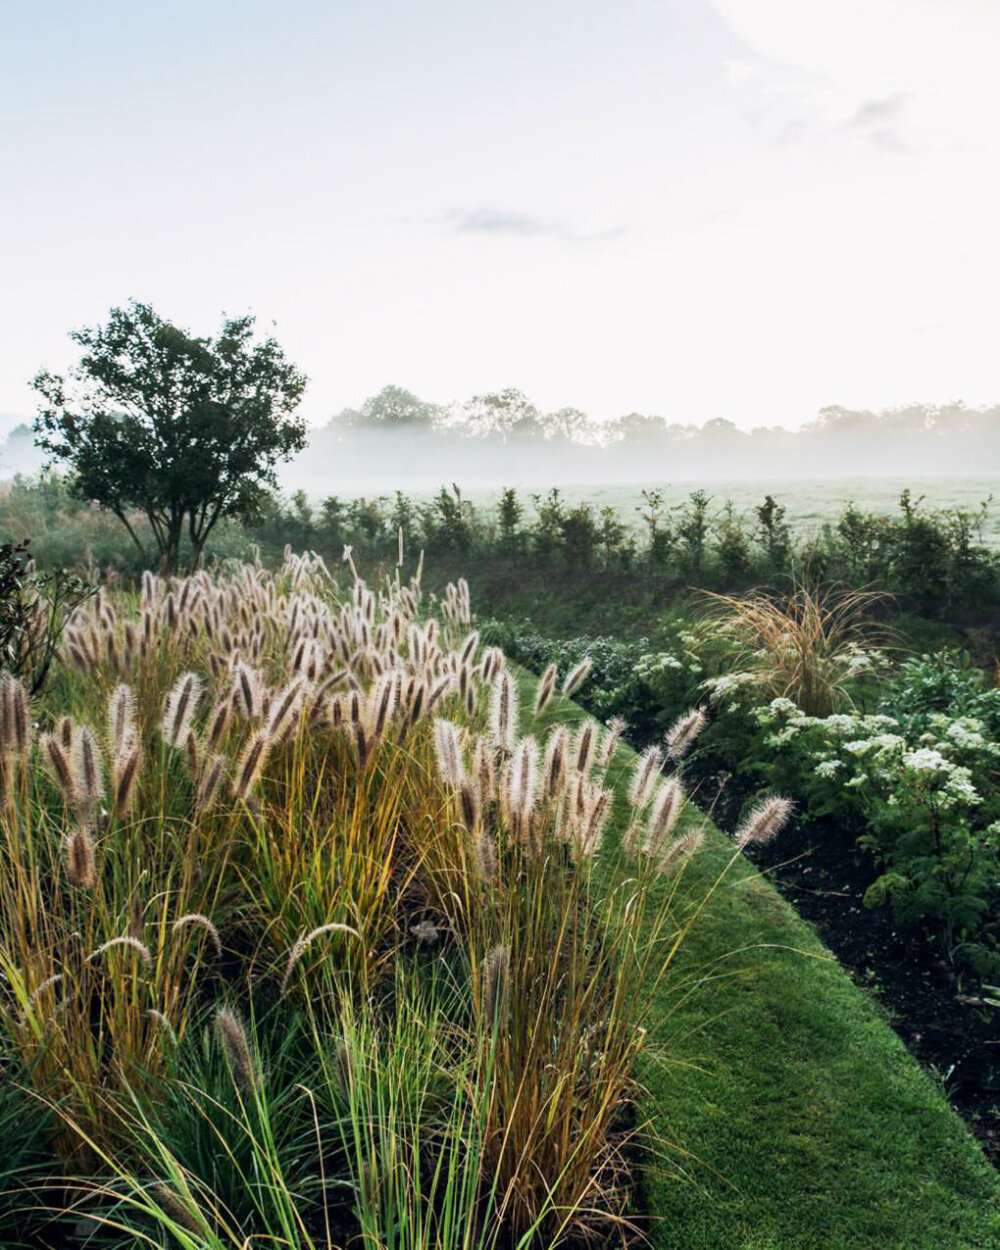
[3,474,998,615]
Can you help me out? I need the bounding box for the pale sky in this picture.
[2,0,998,432]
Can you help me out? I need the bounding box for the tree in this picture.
[332,385,440,430]
[497,488,523,554]
[32,301,308,572]
[754,494,791,571]
[462,389,542,442]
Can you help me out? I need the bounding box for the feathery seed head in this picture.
[628,744,663,810]
[736,796,794,849]
[172,913,223,958]
[161,672,203,749]
[282,922,361,990]
[643,778,685,856]
[107,684,135,755]
[65,825,97,888]
[533,663,558,718]
[432,719,465,788]
[490,670,517,753]
[665,707,708,761]
[483,944,511,1033]
[599,717,627,767]
[562,657,593,699]
[215,1005,257,1091]
[542,725,569,799]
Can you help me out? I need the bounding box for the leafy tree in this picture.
[390,490,418,547]
[531,488,565,561]
[542,407,590,443]
[497,488,523,555]
[422,486,474,553]
[676,490,711,576]
[561,502,600,569]
[347,497,388,543]
[32,301,307,571]
[638,488,672,566]
[598,505,628,567]
[287,490,317,548]
[754,494,791,571]
[334,385,440,429]
[463,389,542,442]
[715,501,753,582]
[319,496,349,547]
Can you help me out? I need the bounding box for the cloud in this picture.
[446,207,563,237]
[443,208,625,243]
[843,92,914,152]
[847,92,907,129]
[708,0,1000,154]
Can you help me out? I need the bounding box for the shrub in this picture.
[0,538,95,693]
[750,667,1000,968]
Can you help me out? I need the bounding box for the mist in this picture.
[279,391,1000,496]
[4,389,999,496]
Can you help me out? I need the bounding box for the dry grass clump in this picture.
[702,583,891,716]
[0,546,777,1246]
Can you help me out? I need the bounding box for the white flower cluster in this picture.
[814,759,843,778]
[841,644,885,677]
[750,694,995,812]
[635,645,705,682]
[701,671,757,708]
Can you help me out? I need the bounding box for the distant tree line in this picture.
[296,385,1000,485]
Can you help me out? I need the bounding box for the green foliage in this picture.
[754,493,791,570]
[559,502,599,569]
[676,489,711,576]
[33,300,307,571]
[0,537,95,693]
[746,652,1000,962]
[421,486,474,554]
[482,619,720,743]
[714,501,753,583]
[339,384,440,429]
[496,488,522,555]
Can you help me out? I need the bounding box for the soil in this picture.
[745,824,1000,1165]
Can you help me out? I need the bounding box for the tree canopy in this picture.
[33,301,307,570]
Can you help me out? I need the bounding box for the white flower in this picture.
[902,747,950,773]
[815,759,843,778]
[703,672,755,705]
[945,719,991,751]
[844,734,905,756]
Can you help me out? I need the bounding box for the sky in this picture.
[1,0,999,434]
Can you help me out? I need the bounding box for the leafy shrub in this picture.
[750,659,1000,968]
[0,538,95,693]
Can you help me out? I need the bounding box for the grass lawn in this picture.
[521,668,1000,1249]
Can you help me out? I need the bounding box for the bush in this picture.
[747,653,1000,967]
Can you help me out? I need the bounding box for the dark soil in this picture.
[746,825,1000,1165]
